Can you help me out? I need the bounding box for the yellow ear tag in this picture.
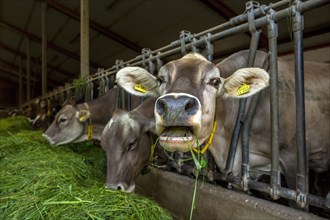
[79,114,87,122]
[237,83,250,96]
[87,125,93,140]
[134,84,147,93]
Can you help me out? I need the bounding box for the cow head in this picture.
[116,53,269,152]
[43,103,91,145]
[100,109,154,193]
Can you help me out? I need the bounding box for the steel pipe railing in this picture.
[267,8,281,201]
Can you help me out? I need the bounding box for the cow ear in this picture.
[75,109,90,122]
[116,67,159,97]
[221,67,269,98]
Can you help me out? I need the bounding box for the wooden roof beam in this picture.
[0,43,75,78]
[0,20,102,69]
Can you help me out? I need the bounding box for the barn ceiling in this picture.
[0,0,329,108]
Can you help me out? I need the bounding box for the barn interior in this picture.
[0,0,329,109]
[0,0,329,219]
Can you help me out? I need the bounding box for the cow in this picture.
[100,97,157,192]
[43,87,141,145]
[115,50,330,192]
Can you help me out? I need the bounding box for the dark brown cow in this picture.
[100,97,156,192]
[116,50,330,191]
[43,87,141,145]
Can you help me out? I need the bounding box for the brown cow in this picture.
[100,97,157,192]
[116,50,330,191]
[43,87,141,145]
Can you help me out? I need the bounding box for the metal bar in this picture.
[201,0,268,49]
[26,38,31,101]
[19,57,23,105]
[213,171,327,209]
[267,9,281,200]
[292,0,308,208]
[80,0,89,79]
[42,0,47,96]
[240,1,261,191]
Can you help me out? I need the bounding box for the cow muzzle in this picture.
[105,183,135,193]
[155,93,202,152]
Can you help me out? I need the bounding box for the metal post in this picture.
[292,0,308,208]
[26,38,31,101]
[80,0,89,79]
[42,0,47,95]
[267,9,281,200]
[19,57,23,105]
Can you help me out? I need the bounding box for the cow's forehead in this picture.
[181,53,208,61]
[57,105,76,116]
[160,55,219,84]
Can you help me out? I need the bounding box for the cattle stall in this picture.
[17,0,329,219]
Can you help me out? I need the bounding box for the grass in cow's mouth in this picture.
[0,117,172,220]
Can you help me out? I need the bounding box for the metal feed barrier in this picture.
[21,0,330,212]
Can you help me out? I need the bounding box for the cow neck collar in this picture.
[81,103,94,140]
[193,120,217,154]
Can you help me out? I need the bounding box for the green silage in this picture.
[0,117,172,220]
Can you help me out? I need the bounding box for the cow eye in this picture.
[208,77,221,88]
[128,138,137,151]
[157,76,165,85]
[58,116,67,124]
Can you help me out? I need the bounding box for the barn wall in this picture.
[136,168,323,220]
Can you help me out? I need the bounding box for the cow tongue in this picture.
[159,127,196,152]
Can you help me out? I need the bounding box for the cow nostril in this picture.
[184,98,198,115]
[156,98,167,115]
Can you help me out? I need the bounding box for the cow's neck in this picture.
[207,97,242,173]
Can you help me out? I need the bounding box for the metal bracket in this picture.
[142,48,155,74]
[180,30,195,55]
[201,33,213,61]
[156,51,163,72]
[115,59,125,71]
[292,0,304,32]
[267,9,278,39]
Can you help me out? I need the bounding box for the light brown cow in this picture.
[43,87,141,145]
[100,97,157,192]
[116,50,330,190]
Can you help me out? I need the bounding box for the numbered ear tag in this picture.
[87,125,93,140]
[134,84,147,93]
[237,83,250,96]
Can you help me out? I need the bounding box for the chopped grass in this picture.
[0,116,31,136]
[0,117,172,220]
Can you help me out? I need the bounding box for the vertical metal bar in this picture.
[26,38,31,101]
[223,2,261,180]
[127,93,131,111]
[237,1,261,191]
[19,57,23,105]
[80,0,89,79]
[292,0,308,208]
[42,0,47,96]
[267,9,281,200]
